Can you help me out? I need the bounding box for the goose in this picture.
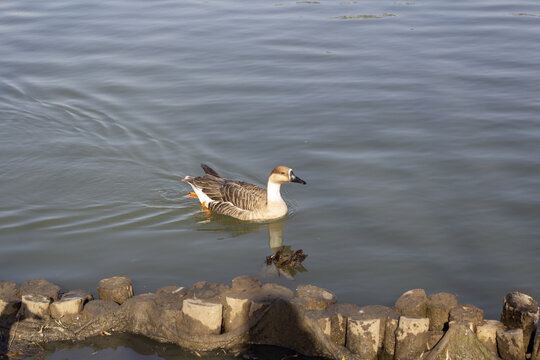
[183,164,306,221]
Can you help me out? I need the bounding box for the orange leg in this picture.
[201,201,211,215]
[185,192,198,198]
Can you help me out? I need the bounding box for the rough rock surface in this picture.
[449,304,484,328]
[346,318,380,360]
[296,284,337,311]
[20,279,61,301]
[394,316,430,360]
[500,291,539,353]
[476,319,506,354]
[424,323,500,360]
[0,280,20,298]
[427,292,458,330]
[97,276,133,304]
[395,289,428,317]
[497,328,525,360]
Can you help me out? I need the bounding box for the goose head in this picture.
[268,166,306,185]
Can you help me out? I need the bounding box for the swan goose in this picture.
[183,164,306,221]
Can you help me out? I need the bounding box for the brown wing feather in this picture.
[187,175,266,211]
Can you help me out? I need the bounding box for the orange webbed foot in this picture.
[201,201,211,215]
[185,192,198,198]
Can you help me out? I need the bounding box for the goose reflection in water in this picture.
[194,216,308,279]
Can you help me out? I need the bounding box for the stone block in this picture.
[427,292,458,330]
[476,320,506,355]
[501,291,539,353]
[497,328,525,360]
[329,312,347,346]
[395,289,428,317]
[20,279,60,300]
[357,305,398,353]
[424,322,500,360]
[82,299,120,319]
[122,293,160,335]
[394,316,430,360]
[50,296,84,319]
[0,280,19,298]
[182,298,223,335]
[223,293,252,332]
[533,333,540,360]
[21,294,51,319]
[231,275,261,292]
[449,304,483,329]
[427,330,445,350]
[346,317,380,360]
[0,296,21,320]
[382,317,398,360]
[62,289,94,303]
[296,284,337,311]
[187,281,229,302]
[97,276,133,304]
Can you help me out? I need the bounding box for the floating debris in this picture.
[512,13,538,17]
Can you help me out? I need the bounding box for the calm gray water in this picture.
[1,0,540,356]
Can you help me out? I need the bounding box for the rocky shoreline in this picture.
[1,276,539,360]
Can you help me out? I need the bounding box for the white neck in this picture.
[266,180,283,203]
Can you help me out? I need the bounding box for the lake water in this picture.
[1,0,540,357]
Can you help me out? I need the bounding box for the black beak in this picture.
[290,171,306,185]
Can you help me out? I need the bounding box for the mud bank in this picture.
[1,277,539,360]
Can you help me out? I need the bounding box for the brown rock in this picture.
[97,276,133,304]
[500,291,539,353]
[231,275,261,292]
[82,299,120,319]
[296,284,337,311]
[0,296,21,320]
[346,318,380,360]
[424,322,499,360]
[497,328,525,360]
[21,294,51,319]
[395,289,428,317]
[20,279,61,300]
[122,293,160,335]
[182,298,223,335]
[476,320,506,354]
[394,316,430,360]
[62,289,94,303]
[449,304,483,329]
[427,330,444,350]
[382,317,398,360]
[223,293,252,332]
[0,280,19,298]
[186,281,229,302]
[357,305,398,354]
[50,296,84,319]
[427,292,458,330]
[533,333,540,360]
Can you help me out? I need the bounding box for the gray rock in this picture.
[500,291,539,353]
[186,281,229,302]
[449,304,483,329]
[296,284,337,311]
[231,275,261,292]
[394,316,430,359]
[82,299,120,319]
[533,333,540,360]
[50,296,84,319]
[427,330,444,350]
[427,292,458,330]
[20,279,61,300]
[395,289,428,317]
[21,294,51,319]
[424,322,499,360]
[223,293,252,332]
[0,296,21,321]
[476,320,506,355]
[357,305,398,354]
[497,328,525,360]
[182,298,223,335]
[382,317,398,360]
[122,293,160,335]
[346,317,380,360]
[0,280,19,298]
[62,289,94,303]
[97,276,133,304]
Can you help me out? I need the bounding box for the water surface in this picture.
[1,1,540,356]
